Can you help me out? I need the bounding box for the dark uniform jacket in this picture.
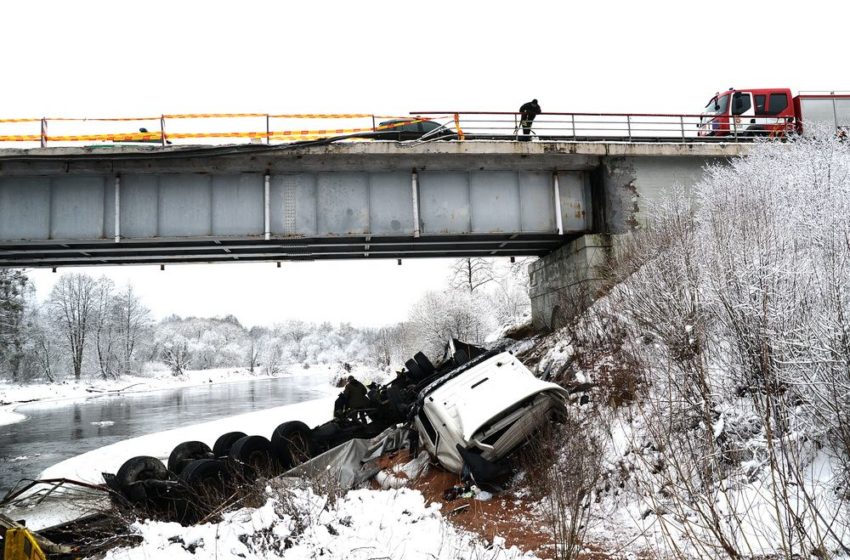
[519,100,542,120]
[343,379,371,409]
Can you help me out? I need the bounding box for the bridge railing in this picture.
[415,111,796,142]
[0,113,422,147]
[0,111,793,147]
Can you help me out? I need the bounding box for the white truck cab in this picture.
[413,350,568,476]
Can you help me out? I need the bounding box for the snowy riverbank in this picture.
[4,383,539,560]
[0,362,383,428]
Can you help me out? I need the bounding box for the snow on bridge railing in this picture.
[0,111,792,147]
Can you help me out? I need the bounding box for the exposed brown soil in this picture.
[372,450,630,560]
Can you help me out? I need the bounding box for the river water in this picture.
[0,375,329,496]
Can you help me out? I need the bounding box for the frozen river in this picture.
[0,375,330,496]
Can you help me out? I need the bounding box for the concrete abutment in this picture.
[528,234,612,330]
[530,149,740,330]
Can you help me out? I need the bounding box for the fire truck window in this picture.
[755,95,767,114]
[767,93,788,115]
[705,95,730,115]
[732,94,751,116]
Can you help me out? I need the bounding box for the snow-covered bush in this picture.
[406,289,496,358]
[562,132,850,557]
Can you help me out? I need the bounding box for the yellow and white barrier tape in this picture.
[0,117,435,143]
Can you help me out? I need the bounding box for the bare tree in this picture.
[113,284,151,376]
[91,277,118,380]
[449,257,495,293]
[28,308,59,382]
[48,273,98,380]
[245,331,264,373]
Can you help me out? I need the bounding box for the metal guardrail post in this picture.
[680,116,685,142]
[160,116,166,147]
[571,114,576,139]
[626,115,632,141]
[40,118,47,148]
[266,115,271,144]
[733,118,738,142]
[371,115,376,132]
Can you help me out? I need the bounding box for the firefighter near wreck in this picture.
[335,375,371,422]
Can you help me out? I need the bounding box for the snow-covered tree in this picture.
[91,277,119,380]
[47,273,99,380]
[0,269,30,381]
[112,284,151,375]
[407,289,495,358]
[158,333,191,376]
[591,130,850,557]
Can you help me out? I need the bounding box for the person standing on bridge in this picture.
[518,99,541,141]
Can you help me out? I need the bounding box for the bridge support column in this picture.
[528,234,612,330]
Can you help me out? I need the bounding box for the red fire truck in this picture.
[698,88,850,137]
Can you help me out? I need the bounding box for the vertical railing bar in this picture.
[160,115,166,147]
[266,114,271,145]
[626,115,632,141]
[680,116,685,142]
[571,114,576,140]
[40,117,47,148]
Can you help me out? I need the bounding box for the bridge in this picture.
[0,111,750,327]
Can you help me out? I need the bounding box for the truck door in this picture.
[730,91,755,135]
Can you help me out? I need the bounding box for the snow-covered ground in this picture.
[102,487,537,560]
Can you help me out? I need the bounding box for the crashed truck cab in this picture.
[413,350,568,478]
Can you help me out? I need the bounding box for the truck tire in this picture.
[213,431,247,458]
[180,458,228,490]
[178,458,229,521]
[271,421,315,470]
[413,352,435,376]
[168,441,213,476]
[405,358,424,382]
[116,456,168,489]
[228,435,273,477]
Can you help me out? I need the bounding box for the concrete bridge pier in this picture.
[528,234,611,330]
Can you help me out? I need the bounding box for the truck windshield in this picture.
[702,94,729,115]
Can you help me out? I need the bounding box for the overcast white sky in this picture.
[1,0,845,327]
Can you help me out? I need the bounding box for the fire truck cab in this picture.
[699,88,794,137]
